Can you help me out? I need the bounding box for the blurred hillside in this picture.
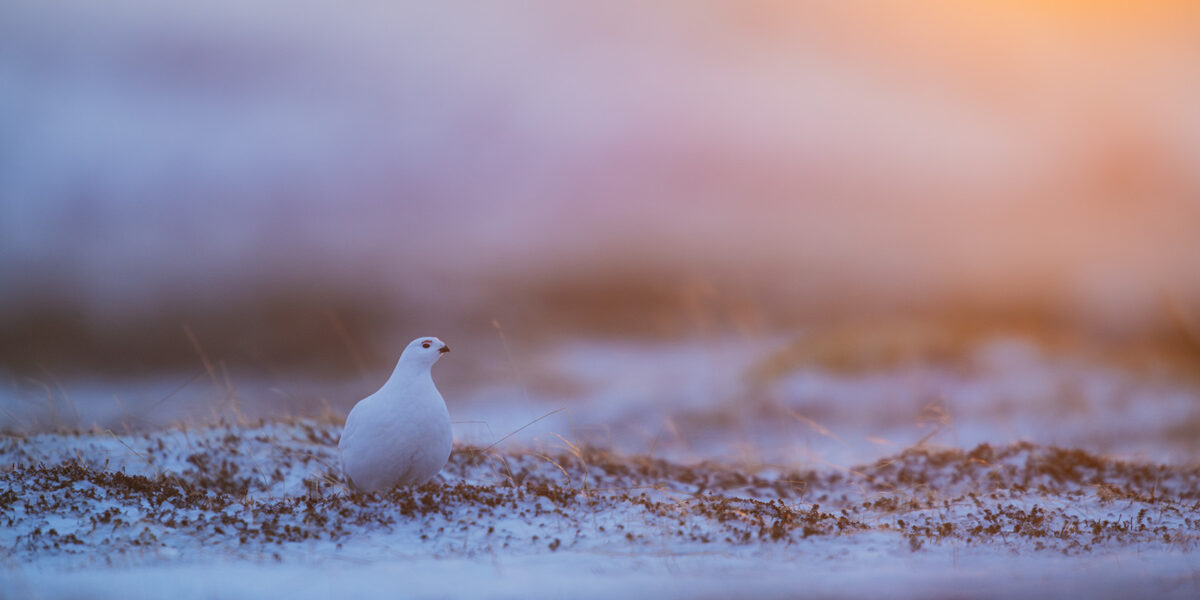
[2,1,1199,374]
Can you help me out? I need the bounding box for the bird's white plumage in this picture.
[339,337,452,492]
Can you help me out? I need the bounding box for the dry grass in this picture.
[3,421,1198,566]
[746,316,1200,382]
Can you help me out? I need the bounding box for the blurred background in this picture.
[2,2,1199,457]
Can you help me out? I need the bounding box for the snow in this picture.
[454,334,1200,467]
[2,334,1199,598]
[3,418,1199,599]
[5,551,1198,600]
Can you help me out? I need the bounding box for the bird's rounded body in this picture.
[339,337,452,492]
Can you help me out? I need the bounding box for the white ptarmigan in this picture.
[339,336,453,493]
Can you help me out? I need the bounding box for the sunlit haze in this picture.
[1,1,1198,369]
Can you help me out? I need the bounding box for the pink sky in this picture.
[1,1,1198,333]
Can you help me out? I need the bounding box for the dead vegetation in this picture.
[2,421,1198,566]
[746,317,1200,382]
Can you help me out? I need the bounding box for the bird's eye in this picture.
[422,342,431,349]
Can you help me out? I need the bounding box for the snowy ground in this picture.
[3,331,1200,598]
[2,421,1199,599]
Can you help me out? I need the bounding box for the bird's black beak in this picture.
[439,345,450,354]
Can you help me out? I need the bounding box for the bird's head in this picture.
[400,336,450,367]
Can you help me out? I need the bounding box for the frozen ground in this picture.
[7,330,1200,464]
[2,421,1198,599]
[2,331,1200,598]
